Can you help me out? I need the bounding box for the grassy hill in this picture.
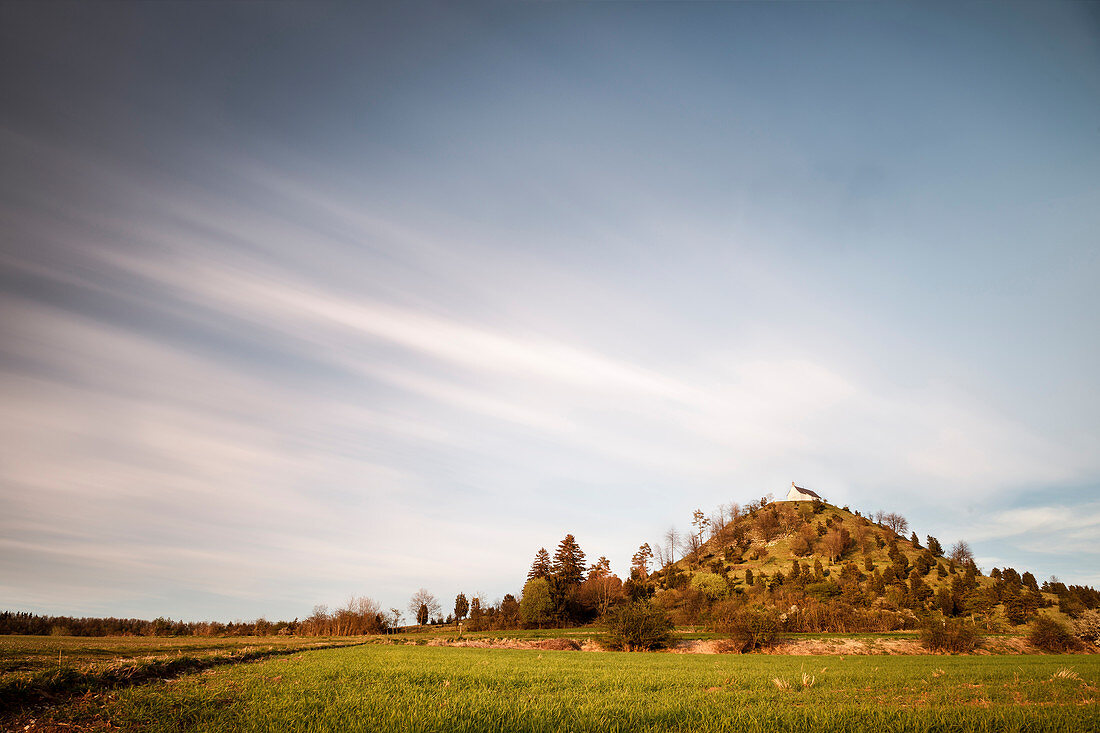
[642,498,1069,631]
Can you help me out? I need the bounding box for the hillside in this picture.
[637,497,1094,632]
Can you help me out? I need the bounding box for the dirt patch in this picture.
[669,640,743,654]
[534,639,581,651]
[426,637,586,652]
[403,633,1095,656]
[759,637,928,656]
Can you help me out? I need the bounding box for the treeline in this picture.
[0,596,391,638]
[0,611,294,637]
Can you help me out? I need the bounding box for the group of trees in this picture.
[520,534,626,627]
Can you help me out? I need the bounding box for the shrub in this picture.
[1028,615,1083,652]
[603,602,673,651]
[690,572,728,600]
[1072,609,1100,645]
[711,604,782,653]
[919,615,978,653]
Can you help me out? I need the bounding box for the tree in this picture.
[551,535,586,587]
[663,527,680,568]
[949,540,974,566]
[630,543,653,579]
[588,556,612,580]
[389,608,402,632]
[528,548,551,581]
[790,523,817,556]
[926,536,944,556]
[909,532,921,548]
[882,512,909,536]
[454,593,469,629]
[520,578,553,628]
[499,594,521,629]
[755,509,781,543]
[822,529,849,562]
[687,509,709,556]
[467,596,485,631]
[408,589,440,626]
[305,605,330,636]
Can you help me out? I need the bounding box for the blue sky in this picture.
[1,2,1098,621]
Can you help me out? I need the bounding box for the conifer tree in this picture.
[551,534,586,586]
[528,548,551,581]
[454,593,468,628]
[630,543,653,579]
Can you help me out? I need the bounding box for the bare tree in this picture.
[663,527,680,567]
[653,540,667,570]
[882,512,909,536]
[949,540,974,566]
[305,604,331,636]
[821,529,848,562]
[408,588,440,626]
[708,507,728,539]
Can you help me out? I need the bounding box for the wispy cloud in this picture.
[2,2,1098,618]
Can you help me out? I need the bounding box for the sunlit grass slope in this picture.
[53,644,1100,732]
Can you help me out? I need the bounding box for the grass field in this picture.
[7,640,1098,732]
[0,635,349,676]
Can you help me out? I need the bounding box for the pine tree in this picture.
[551,534,586,586]
[926,535,944,556]
[454,593,468,627]
[630,543,653,579]
[528,548,551,581]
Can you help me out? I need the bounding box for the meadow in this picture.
[5,638,1097,732]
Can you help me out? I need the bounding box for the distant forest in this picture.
[3,496,1099,637]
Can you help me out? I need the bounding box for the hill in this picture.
[634,496,1097,633]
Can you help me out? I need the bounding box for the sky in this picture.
[1,2,1098,622]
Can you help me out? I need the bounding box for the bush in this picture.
[1027,615,1083,652]
[711,604,782,653]
[920,615,978,653]
[1072,609,1100,645]
[690,572,728,600]
[603,602,673,651]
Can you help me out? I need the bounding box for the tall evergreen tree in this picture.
[551,534,586,586]
[926,535,944,556]
[454,593,468,628]
[528,548,551,581]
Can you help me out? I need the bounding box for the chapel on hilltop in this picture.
[785,482,823,502]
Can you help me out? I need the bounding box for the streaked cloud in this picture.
[1,2,1097,619]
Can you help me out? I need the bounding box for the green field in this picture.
[5,638,1098,732]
